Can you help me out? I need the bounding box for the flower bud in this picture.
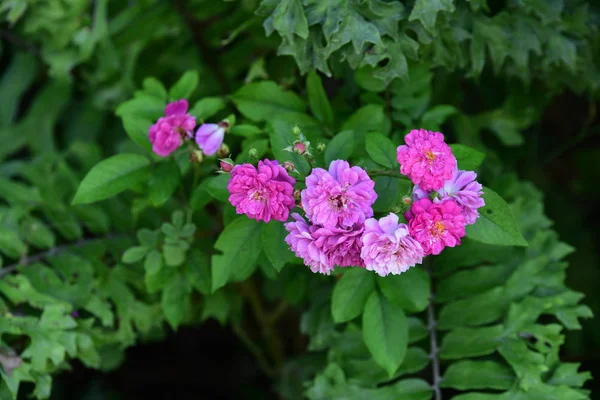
[292,125,302,138]
[219,158,234,173]
[217,143,230,158]
[401,196,412,206]
[191,149,205,163]
[316,142,326,154]
[293,189,301,201]
[248,148,258,159]
[293,142,307,155]
[283,161,295,173]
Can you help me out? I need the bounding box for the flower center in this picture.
[251,189,267,201]
[425,150,436,164]
[329,195,346,210]
[431,221,446,237]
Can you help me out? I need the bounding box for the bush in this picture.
[0,0,597,399]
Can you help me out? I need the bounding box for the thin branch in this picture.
[426,260,442,400]
[0,29,41,56]
[232,323,275,378]
[0,234,122,279]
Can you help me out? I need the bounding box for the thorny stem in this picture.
[425,259,442,400]
[239,278,285,372]
[0,235,122,279]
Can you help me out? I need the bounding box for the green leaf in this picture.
[168,70,199,100]
[421,105,457,131]
[547,363,592,388]
[229,124,263,137]
[211,218,263,292]
[185,249,211,295]
[148,160,181,206]
[72,154,150,205]
[325,130,355,165]
[450,144,485,171]
[144,250,163,274]
[262,222,293,272]
[306,71,334,127]
[439,325,505,359]
[466,187,528,247]
[161,273,191,330]
[441,360,516,390]
[365,132,397,169]
[269,120,311,176]
[409,0,456,32]
[142,77,167,101]
[0,228,27,259]
[266,0,309,41]
[163,244,186,267]
[202,290,231,325]
[122,246,148,264]
[331,268,375,323]
[362,291,408,376]
[342,105,387,150]
[231,81,317,127]
[377,267,430,312]
[205,174,230,202]
[189,97,226,120]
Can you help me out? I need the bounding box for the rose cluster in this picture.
[221,128,484,276]
[148,99,227,158]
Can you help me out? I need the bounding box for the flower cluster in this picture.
[148,99,227,158]
[226,128,484,277]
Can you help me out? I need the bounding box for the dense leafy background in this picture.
[0,0,598,399]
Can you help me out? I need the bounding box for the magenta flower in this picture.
[412,169,484,225]
[361,213,424,276]
[406,198,466,256]
[148,99,196,157]
[284,214,364,274]
[301,160,377,229]
[196,123,226,156]
[228,159,296,223]
[397,129,456,191]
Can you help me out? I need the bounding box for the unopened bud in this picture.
[219,158,234,173]
[191,150,205,163]
[402,196,412,206]
[248,148,258,159]
[429,191,440,200]
[217,143,230,158]
[293,189,301,200]
[293,142,307,155]
[316,142,326,154]
[292,125,302,138]
[283,161,295,173]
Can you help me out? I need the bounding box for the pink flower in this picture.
[228,159,296,223]
[301,160,377,229]
[397,129,456,191]
[196,123,226,156]
[437,169,485,225]
[361,213,424,276]
[412,169,484,225]
[148,99,196,157]
[406,198,466,256]
[284,214,364,274]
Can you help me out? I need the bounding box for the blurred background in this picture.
[1,0,598,398]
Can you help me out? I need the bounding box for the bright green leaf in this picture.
[331,268,375,323]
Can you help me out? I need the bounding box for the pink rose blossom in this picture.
[196,123,226,156]
[301,160,377,229]
[228,159,296,223]
[361,213,424,276]
[406,198,466,256]
[397,129,456,191]
[412,169,484,225]
[284,214,364,274]
[148,99,196,157]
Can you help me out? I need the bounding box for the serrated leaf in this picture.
[362,291,408,376]
[72,154,150,205]
[121,116,152,151]
[439,325,504,359]
[365,132,397,169]
[466,187,528,247]
[441,360,516,390]
[325,130,355,165]
[409,0,456,32]
[331,268,375,323]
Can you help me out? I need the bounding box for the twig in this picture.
[170,0,230,94]
[232,323,275,378]
[425,259,442,400]
[0,235,121,279]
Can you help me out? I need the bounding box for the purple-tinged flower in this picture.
[412,169,484,225]
[219,158,234,173]
[196,122,226,156]
[361,213,424,276]
[148,99,196,157]
[397,129,456,191]
[301,160,377,229]
[284,214,364,274]
[406,198,466,256]
[228,159,296,223]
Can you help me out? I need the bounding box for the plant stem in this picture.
[0,235,122,279]
[240,278,285,372]
[367,170,409,179]
[232,323,275,378]
[426,259,442,400]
